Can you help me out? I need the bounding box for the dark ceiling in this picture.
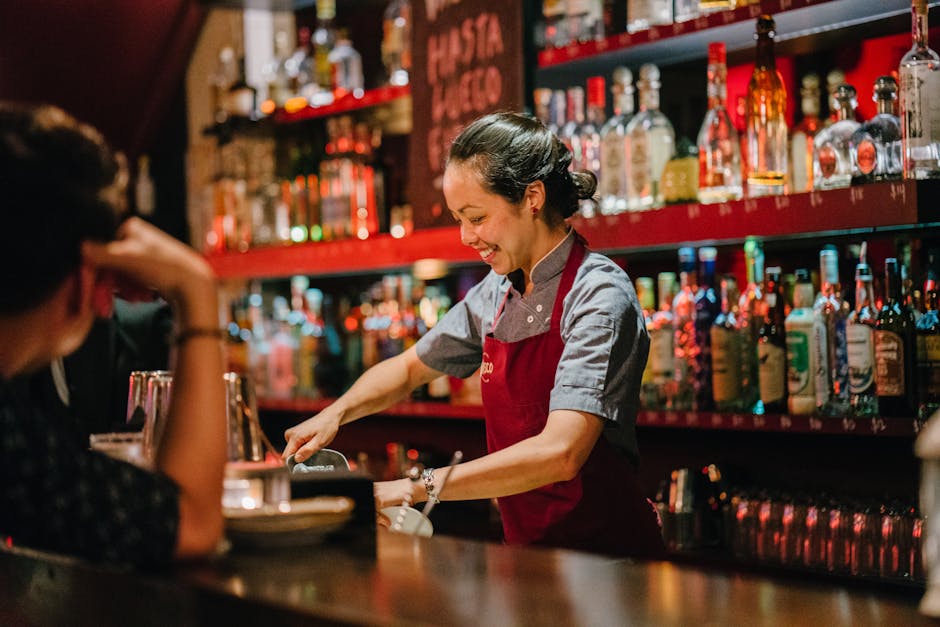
[0,0,206,158]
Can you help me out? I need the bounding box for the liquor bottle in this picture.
[625,64,676,210]
[813,245,850,417]
[209,46,239,124]
[579,76,606,217]
[789,73,822,194]
[695,247,721,411]
[268,296,298,398]
[847,244,878,417]
[917,249,940,419]
[697,42,743,204]
[699,0,735,13]
[549,89,567,136]
[758,266,787,414]
[560,86,587,171]
[852,76,902,184]
[599,67,634,215]
[875,258,918,417]
[567,0,605,42]
[737,237,764,413]
[746,15,788,197]
[786,269,818,415]
[541,0,569,48]
[813,84,860,190]
[674,0,700,23]
[673,247,698,411]
[899,0,940,180]
[263,31,294,109]
[534,88,554,128]
[661,138,699,204]
[627,0,672,33]
[650,272,677,409]
[712,275,742,411]
[382,0,411,86]
[638,277,658,409]
[329,31,364,99]
[825,69,846,127]
[311,0,338,106]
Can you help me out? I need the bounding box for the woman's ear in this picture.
[525,180,546,216]
[70,263,113,319]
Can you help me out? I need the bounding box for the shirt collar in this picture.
[506,229,575,293]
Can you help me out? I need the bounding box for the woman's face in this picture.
[442,163,538,277]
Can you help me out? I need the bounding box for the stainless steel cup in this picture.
[142,373,173,461]
[224,372,265,462]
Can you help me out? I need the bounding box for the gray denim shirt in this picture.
[415,230,649,465]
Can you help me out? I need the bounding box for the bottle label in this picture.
[817,143,838,179]
[711,326,740,402]
[758,342,786,404]
[601,134,627,198]
[902,65,940,154]
[856,138,877,175]
[831,316,849,399]
[924,334,940,399]
[629,130,650,200]
[786,329,811,396]
[874,329,905,397]
[649,327,674,383]
[812,318,830,408]
[847,322,875,395]
[790,132,810,192]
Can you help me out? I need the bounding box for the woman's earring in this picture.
[531,206,539,215]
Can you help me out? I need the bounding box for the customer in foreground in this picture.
[284,112,664,558]
[0,103,226,564]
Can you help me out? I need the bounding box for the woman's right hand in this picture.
[283,410,342,463]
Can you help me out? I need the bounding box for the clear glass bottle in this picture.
[786,269,818,416]
[674,0,701,23]
[737,237,764,414]
[672,248,698,411]
[789,73,822,194]
[746,15,788,197]
[650,272,677,410]
[712,275,742,412]
[875,258,918,417]
[560,86,587,172]
[580,76,606,216]
[312,0,338,105]
[852,76,902,184]
[899,0,940,180]
[542,0,569,48]
[814,246,850,417]
[567,0,605,42]
[548,89,567,136]
[263,31,294,109]
[534,88,554,128]
[847,243,878,417]
[290,27,315,106]
[697,42,742,204]
[813,84,860,190]
[825,69,846,127]
[695,247,721,411]
[627,0,672,34]
[917,248,940,420]
[329,31,364,98]
[758,267,787,414]
[625,64,676,210]
[599,67,634,215]
[382,0,411,86]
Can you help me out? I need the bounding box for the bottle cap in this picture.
[708,42,726,65]
[755,15,776,37]
[795,268,811,283]
[699,247,718,262]
[612,66,633,89]
[678,247,696,263]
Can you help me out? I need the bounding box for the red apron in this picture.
[480,238,664,558]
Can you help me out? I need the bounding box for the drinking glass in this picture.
[126,370,169,428]
[142,373,173,461]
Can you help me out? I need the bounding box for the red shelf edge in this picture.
[537,0,830,67]
[636,410,924,437]
[271,85,411,123]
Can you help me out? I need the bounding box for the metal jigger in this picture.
[916,408,940,617]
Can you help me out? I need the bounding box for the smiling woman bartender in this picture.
[284,112,664,558]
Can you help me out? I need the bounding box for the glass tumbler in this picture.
[142,373,173,461]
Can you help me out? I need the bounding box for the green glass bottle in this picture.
[875,258,918,417]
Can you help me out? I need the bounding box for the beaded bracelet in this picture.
[422,467,440,505]
[173,327,227,345]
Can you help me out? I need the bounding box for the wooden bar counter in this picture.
[0,530,932,626]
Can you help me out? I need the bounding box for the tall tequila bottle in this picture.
[917,249,940,420]
[673,248,699,410]
[813,84,860,190]
[875,258,918,417]
[790,73,822,193]
[852,76,902,184]
[580,76,606,217]
[697,42,742,204]
[312,0,338,105]
[382,0,411,86]
[737,238,764,413]
[600,67,635,215]
[814,246,850,417]
[695,247,721,411]
[758,267,787,414]
[626,64,675,210]
[712,275,742,411]
[560,87,587,171]
[847,244,878,417]
[899,0,940,180]
[746,15,788,197]
[650,272,677,409]
[786,269,818,415]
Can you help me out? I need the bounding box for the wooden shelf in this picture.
[537,0,914,70]
[206,180,940,278]
[271,85,410,124]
